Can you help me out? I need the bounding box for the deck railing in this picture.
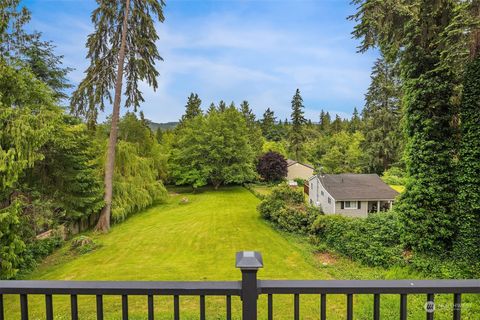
[0,251,479,319]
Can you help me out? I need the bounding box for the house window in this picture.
[327,197,331,204]
[344,201,358,209]
[321,190,324,196]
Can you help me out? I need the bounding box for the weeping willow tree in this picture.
[71,0,165,232]
[95,113,167,223]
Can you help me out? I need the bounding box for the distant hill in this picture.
[145,120,178,131]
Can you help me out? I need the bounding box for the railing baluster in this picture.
[374,294,380,320]
[200,295,205,320]
[226,295,232,320]
[346,294,353,320]
[71,295,78,320]
[148,294,154,320]
[122,295,128,320]
[320,294,326,320]
[20,294,28,320]
[174,295,180,320]
[45,294,53,320]
[453,294,461,320]
[96,295,103,320]
[268,294,273,320]
[0,294,4,320]
[400,294,407,320]
[294,294,300,320]
[426,294,434,320]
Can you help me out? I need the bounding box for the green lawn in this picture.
[3,187,479,319]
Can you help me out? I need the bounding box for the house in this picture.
[308,173,399,217]
[286,159,314,181]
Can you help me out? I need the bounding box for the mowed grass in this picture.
[3,187,479,319]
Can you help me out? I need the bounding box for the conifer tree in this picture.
[289,89,307,160]
[71,0,165,232]
[180,93,202,123]
[261,108,279,141]
[319,110,331,134]
[361,57,403,173]
[240,100,256,125]
[218,100,227,112]
[207,103,216,114]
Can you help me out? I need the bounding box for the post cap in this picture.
[235,251,263,270]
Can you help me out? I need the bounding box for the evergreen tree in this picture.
[0,0,32,60]
[261,108,280,141]
[319,110,331,133]
[180,93,202,123]
[207,103,216,114]
[218,100,227,112]
[331,114,343,133]
[240,100,256,125]
[289,89,307,160]
[361,57,403,174]
[349,107,361,132]
[70,0,165,232]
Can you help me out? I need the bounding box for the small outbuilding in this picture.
[308,173,399,217]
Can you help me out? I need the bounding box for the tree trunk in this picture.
[96,0,131,232]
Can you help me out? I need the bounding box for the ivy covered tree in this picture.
[453,3,480,275]
[256,151,288,182]
[180,93,202,124]
[289,89,307,160]
[351,0,457,253]
[361,56,403,174]
[71,0,166,232]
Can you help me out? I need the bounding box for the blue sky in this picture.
[23,0,378,123]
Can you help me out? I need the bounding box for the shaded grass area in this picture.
[3,187,479,319]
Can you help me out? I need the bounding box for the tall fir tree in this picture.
[261,108,279,141]
[218,100,227,112]
[319,110,331,134]
[240,100,256,124]
[361,57,403,174]
[70,0,165,232]
[289,89,307,160]
[180,93,202,123]
[349,107,361,132]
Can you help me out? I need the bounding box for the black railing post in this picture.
[236,251,263,320]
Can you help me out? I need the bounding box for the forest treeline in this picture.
[1,0,479,279]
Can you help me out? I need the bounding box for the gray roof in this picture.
[286,159,314,169]
[318,174,398,201]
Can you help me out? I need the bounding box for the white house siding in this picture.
[309,177,335,214]
[334,201,368,217]
[287,163,314,181]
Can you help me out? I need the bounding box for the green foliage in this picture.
[70,0,166,123]
[18,235,63,276]
[96,113,168,222]
[258,184,319,233]
[0,60,61,194]
[351,0,458,254]
[453,56,480,276]
[170,107,256,189]
[180,93,202,124]
[289,89,307,160]
[381,166,407,186]
[361,56,403,174]
[24,115,104,222]
[260,108,284,141]
[0,200,25,279]
[311,212,404,268]
[316,131,366,174]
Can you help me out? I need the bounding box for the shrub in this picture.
[18,235,63,276]
[310,212,403,268]
[256,152,288,182]
[258,184,319,233]
[381,166,406,186]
